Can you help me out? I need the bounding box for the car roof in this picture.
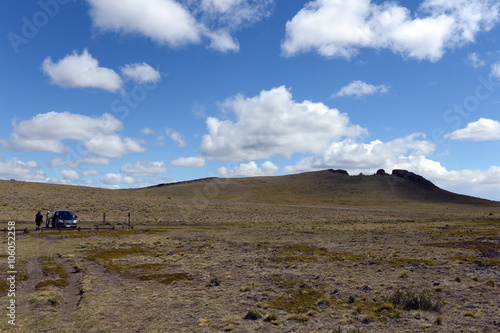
[54,209,75,213]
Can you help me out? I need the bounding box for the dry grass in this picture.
[0,173,499,332]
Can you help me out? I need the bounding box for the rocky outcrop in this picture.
[391,169,437,188]
[376,169,387,176]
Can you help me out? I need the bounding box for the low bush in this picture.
[389,288,443,312]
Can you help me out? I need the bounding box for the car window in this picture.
[59,211,76,220]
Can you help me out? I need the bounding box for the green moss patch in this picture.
[267,288,325,313]
[262,275,325,313]
[266,244,363,263]
[83,244,192,284]
[352,301,401,322]
[41,257,69,278]
[35,278,70,290]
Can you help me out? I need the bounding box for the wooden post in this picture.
[103,212,106,225]
[128,212,131,227]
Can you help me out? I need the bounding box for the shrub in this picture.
[389,288,444,312]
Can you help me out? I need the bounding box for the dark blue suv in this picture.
[51,210,78,228]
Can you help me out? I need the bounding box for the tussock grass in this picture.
[267,288,324,313]
[41,256,69,278]
[389,288,444,312]
[35,278,70,290]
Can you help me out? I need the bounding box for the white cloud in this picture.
[200,0,273,28]
[120,161,168,177]
[60,169,80,180]
[141,128,156,135]
[87,0,273,52]
[201,0,250,14]
[205,29,239,52]
[88,0,201,47]
[82,169,101,177]
[332,80,388,98]
[445,118,500,141]
[171,157,206,168]
[1,112,145,158]
[49,157,111,169]
[434,166,500,199]
[42,49,123,92]
[284,133,438,175]
[282,0,500,61]
[101,173,135,185]
[83,135,145,158]
[200,86,367,161]
[491,62,500,78]
[216,161,279,177]
[166,129,187,147]
[280,132,500,200]
[468,52,485,68]
[120,63,161,83]
[0,157,46,182]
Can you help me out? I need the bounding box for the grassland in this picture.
[0,171,499,332]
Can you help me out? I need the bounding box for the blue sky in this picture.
[1,0,500,200]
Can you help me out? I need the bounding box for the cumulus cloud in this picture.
[166,129,187,147]
[120,161,168,177]
[205,29,239,52]
[42,49,123,92]
[101,173,135,185]
[445,118,500,141]
[282,0,500,61]
[87,0,273,52]
[199,0,273,29]
[120,63,161,83]
[60,169,80,180]
[216,161,279,177]
[1,112,145,158]
[88,0,200,46]
[42,49,161,93]
[171,156,206,167]
[0,157,46,182]
[332,80,388,98]
[434,166,500,199]
[82,169,101,177]
[280,132,500,200]
[200,86,367,161]
[284,133,438,174]
[83,135,145,158]
[468,52,485,68]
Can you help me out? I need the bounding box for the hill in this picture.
[141,168,498,207]
[1,169,498,223]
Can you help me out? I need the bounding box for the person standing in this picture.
[45,210,51,228]
[35,211,43,231]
